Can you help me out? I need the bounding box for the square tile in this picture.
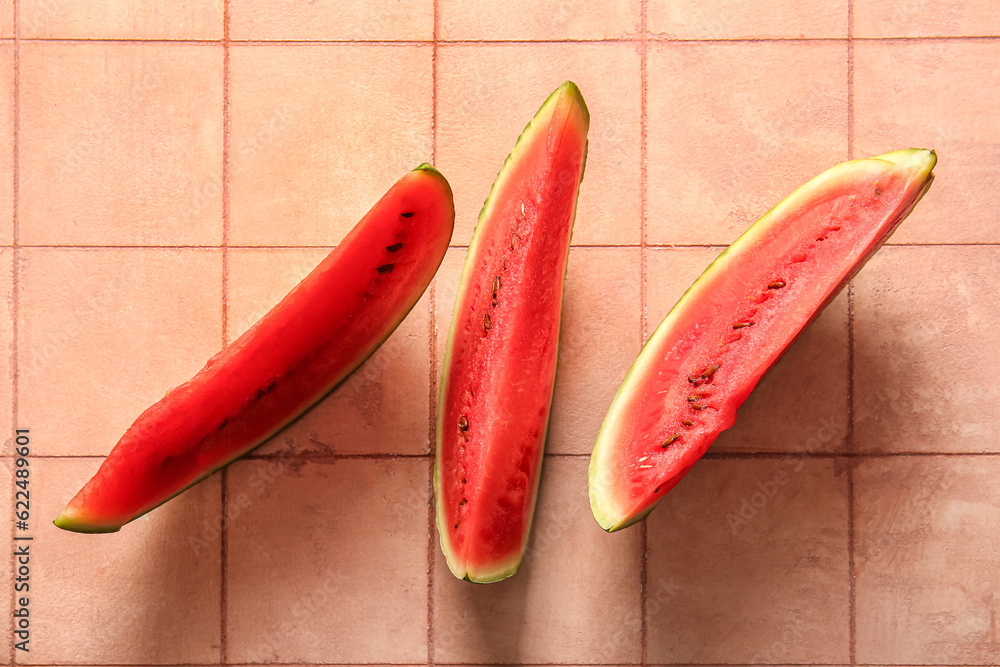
[0,44,12,245]
[853,246,1000,453]
[20,0,223,39]
[433,246,467,367]
[647,458,850,664]
[228,248,432,457]
[437,43,641,246]
[853,40,1000,244]
[0,2,11,37]
[648,0,847,39]
[647,42,848,245]
[855,0,1000,37]
[433,457,643,664]
[226,458,429,664]
[29,457,222,664]
[440,0,640,40]
[548,247,641,454]
[231,0,433,40]
[855,456,1000,664]
[229,44,433,246]
[645,247,848,453]
[18,248,223,456]
[19,42,223,246]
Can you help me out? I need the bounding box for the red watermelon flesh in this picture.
[56,164,454,533]
[436,82,590,582]
[590,149,937,532]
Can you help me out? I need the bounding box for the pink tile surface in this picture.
[0,45,11,246]
[231,0,433,41]
[440,0,641,40]
[226,458,429,664]
[854,0,1000,37]
[20,0,223,39]
[647,458,851,664]
[548,247,642,454]
[646,41,848,245]
[853,40,1000,244]
[855,456,1000,664]
[28,457,222,664]
[18,248,223,455]
[853,246,1000,453]
[19,42,224,246]
[9,3,992,666]
[229,44,433,246]
[649,0,847,39]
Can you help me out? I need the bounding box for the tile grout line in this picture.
[220,1,232,664]
[427,2,440,664]
[14,35,1000,45]
[9,1,18,665]
[639,1,649,664]
[22,449,1000,461]
[10,241,1000,250]
[846,1,858,664]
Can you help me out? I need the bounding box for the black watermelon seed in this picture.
[458,416,469,431]
[401,211,415,218]
[661,434,680,448]
[386,243,403,252]
[768,280,786,289]
[377,264,394,274]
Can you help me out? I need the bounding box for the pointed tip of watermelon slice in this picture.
[872,148,937,183]
[553,80,590,124]
[54,507,122,534]
[413,162,439,173]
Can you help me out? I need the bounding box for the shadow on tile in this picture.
[33,457,222,664]
[433,457,643,664]
[646,458,850,664]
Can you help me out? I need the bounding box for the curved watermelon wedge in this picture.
[435,82,589,582]
[56,164,455,533]
[590,148,936,532]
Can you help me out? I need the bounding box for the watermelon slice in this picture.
[56,164,455,533]
[590,149,936,532]
[435,82,590,582]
